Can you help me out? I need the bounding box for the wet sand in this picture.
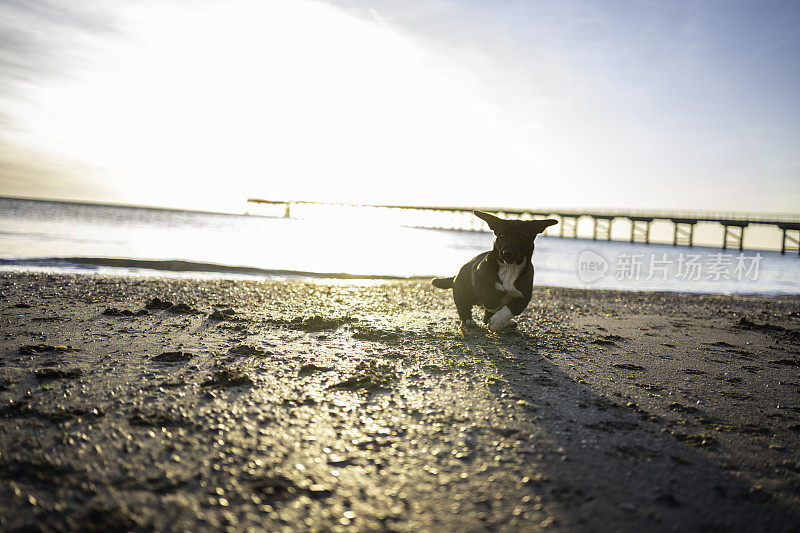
[1,271,799,532]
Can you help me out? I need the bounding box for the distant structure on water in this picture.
[247,198,800,255]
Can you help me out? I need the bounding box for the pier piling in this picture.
[722,222,748,251]
[778,223,800,255]
[593,217,613,240]
[671,218,697,247]
[559,216,578,238]
[629,217,653,244]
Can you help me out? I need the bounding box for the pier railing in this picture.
[247,198,800,254]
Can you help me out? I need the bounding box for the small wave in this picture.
[0,257,434,281]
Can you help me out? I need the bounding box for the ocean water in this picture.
[1,197,799,295]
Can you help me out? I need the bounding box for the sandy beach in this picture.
[1,271,799,531]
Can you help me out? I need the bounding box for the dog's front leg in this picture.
[488,306,514,331]
[489,293,532,331]
[480,288,504,316]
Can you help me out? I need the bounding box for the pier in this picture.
[247,199,800,254]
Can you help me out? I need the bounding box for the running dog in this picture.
[432,211,557,330]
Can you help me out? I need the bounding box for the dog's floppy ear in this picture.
[524,218,558,237]
[473,211,506,232]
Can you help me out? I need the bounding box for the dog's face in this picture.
[474,211,558,264]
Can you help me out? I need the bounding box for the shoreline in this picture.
[1,270,799,531]
[1,261,798,298]
[0,258,438,281]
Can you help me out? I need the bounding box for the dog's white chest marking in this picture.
[497,261,524,297]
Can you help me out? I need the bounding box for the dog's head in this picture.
[474,211,558,264]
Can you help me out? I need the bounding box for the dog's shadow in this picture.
[449,316,798,530]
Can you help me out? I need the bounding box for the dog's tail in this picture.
[431,276,455,289]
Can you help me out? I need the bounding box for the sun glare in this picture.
[7,0,554,212]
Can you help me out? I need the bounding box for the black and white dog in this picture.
[432,211,557,331]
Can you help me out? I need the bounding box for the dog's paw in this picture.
[488,307,514,331]
[459,320,478,329]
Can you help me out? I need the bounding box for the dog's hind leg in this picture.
[454,290,475,325]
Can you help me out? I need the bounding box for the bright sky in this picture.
[0,0,798,214]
